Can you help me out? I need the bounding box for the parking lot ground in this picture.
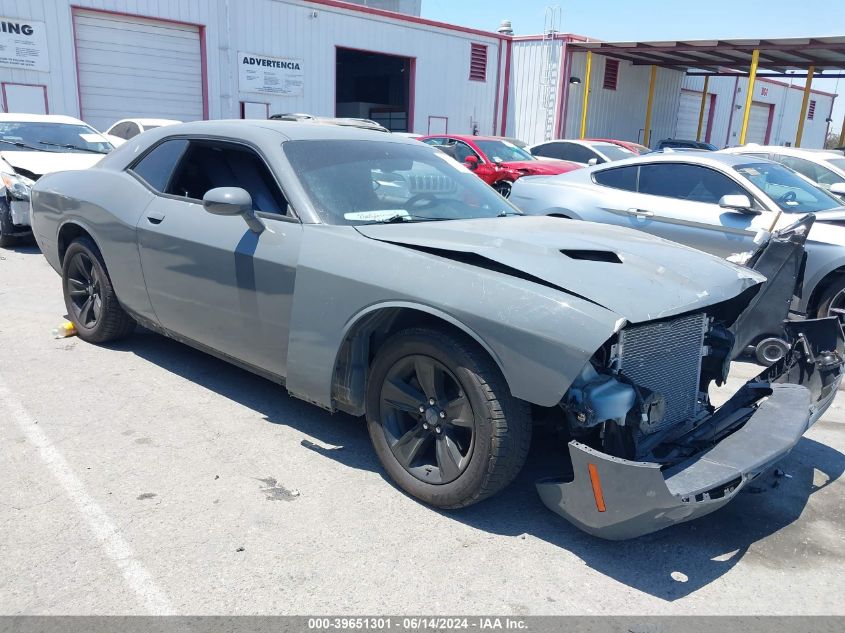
[1,243,845,615]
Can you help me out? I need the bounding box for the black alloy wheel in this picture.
[379,354,476,485]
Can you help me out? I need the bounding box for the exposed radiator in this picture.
[617,312,707,436]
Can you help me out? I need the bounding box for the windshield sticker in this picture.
[785,200,800,206]
[739,167,760,177]
[343,210,409,222]
[501,141,516,148]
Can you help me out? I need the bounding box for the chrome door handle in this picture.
[626,208,654,218]
[146,211,165,225]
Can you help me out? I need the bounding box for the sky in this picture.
[421,0,845,138]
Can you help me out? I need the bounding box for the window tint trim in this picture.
[126,135,300,221]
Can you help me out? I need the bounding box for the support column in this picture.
[643,65,657,147]
[738,49,760,145]
[579,51,592,139]
[795,65,815,148]
[696,76,710,141]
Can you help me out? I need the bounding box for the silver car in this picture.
[30,120,844,539]
[512,152,845,328]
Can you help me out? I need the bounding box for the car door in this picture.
[622,162,776,257]
[131,137,303,378]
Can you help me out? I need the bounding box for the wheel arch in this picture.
[331,302,508,417]
[57,220,102,265]
[807,264,845,316]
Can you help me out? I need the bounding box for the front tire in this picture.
[815,277,845,318]
[0,199,17,248]
[366,328,531,509]
[62,237,135,343]
[493,180,513,198]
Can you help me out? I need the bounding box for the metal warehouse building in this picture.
[0,0,509,135]
[0,0,841,150]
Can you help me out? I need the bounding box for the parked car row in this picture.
[19,116,845,540]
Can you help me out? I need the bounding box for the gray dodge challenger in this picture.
[30,120,844,539]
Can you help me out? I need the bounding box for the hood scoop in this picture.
[560,249,621,264]
[382,241,608,309]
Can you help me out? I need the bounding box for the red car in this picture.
[420,134,580,198]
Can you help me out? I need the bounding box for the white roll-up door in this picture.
[675,90,711,141]
[73,9,204,132]
[744,102,772,144]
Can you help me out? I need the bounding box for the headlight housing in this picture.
[1,170,35,201]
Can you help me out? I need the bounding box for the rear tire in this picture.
[366,327,531,509]
[62,237,135,343]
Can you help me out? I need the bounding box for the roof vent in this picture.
[497,20,513,35]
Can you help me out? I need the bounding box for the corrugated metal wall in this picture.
[0,0,504,135]
[682,74,835,148]
[563,52,684,146]
[510,38,563,145]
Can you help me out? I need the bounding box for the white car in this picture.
[104,118,181,145]
[527,139,638,166]
[0,113,113,247]
[721,144,845,197]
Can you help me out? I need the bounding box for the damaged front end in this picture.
[538,216,845,540]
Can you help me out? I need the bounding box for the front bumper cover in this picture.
[537,317,844,540]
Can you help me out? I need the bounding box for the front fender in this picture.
[284,226,624,410]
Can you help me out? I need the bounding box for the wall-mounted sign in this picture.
[238,52,304,96]
[0,16,49,72]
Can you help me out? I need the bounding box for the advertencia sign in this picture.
[0,17,49,72]
[238,52,304,97]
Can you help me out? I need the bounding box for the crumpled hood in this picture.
[503,160,579,175]
[356,216,764,323]
[0,151,104,178]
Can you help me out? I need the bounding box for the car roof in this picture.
[724,145,845,160]
[0,113,90,125]
[114,118,181,127]
[590,150,768,171]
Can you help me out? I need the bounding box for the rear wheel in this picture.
[366,327,531,509]
[62,237,135,343]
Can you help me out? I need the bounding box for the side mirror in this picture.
[203,187,265,233]
[829,182,845,196]
[464,155,479,170]
[587,158,599,167]
[719,194,759,214]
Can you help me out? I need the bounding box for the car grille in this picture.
[618,312,707,436]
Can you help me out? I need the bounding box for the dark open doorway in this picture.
[335,47,414,132]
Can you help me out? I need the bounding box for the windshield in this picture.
[596,144,636,161]
[0,121,113,154]
[735,161,844,213]
[283,140,520,225]
[828,157,845,172]
[473,140,535,162]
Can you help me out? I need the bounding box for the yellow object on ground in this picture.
[52,322,77,339]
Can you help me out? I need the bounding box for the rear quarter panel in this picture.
[31,168,157,320]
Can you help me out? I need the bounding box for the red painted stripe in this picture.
[500,39,512,135]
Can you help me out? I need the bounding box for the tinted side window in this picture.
[125,122,141,138]
[593,166,638,192]
[130,139,189,192]
[779,155,844,186]
[562,144,600,163]
[422,137,446,146]
[451,141,480,163]
[110,123,129,139]
[639,164,745,203]
[167,141,288,215]
[532,143,566,160]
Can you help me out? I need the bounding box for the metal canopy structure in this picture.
[567,36,845,75]
[566,36,845,148]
